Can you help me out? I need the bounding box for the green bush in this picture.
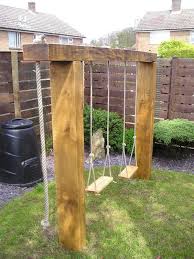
[125,128,135,154]
[154,119,194,145]
[45,134,53,154]
[84,104,134,153]
[44,105,135,155]
[158,40,194,58]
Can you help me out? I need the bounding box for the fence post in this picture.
[168,57,177,119]
[11,51,21,118]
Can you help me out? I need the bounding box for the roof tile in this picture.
[0,4,84,37]
[136,9,194,31]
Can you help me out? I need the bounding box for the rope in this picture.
[35,62,50,229]
[103,61,112,177]
[119,62,129,176]
[87,62,96,190]
[119,62,138,175]
[134,62,138,167]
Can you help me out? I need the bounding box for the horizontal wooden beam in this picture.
[23,44,157,63]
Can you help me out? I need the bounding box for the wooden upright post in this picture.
[136,62,156,179]
[11,51,21,117]
[50,61,85,250]
[23,44,157,250]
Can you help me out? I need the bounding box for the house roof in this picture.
[136,9,194,32]
[0,4,84,38]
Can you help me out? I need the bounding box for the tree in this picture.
[158,40,194,58]
[90,27,135,49]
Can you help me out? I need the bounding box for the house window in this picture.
[59,36,73,44]
[191,32,194,44]
[8,32,21,49]
[150,31,170,44]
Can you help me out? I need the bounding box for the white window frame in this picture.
[59,36,73,45]
[150,31,170,44]
[8,31,21,49]
[190,31,194,44]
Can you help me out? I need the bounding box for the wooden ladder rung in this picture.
[118,165,138,179]
[85,176,113,194]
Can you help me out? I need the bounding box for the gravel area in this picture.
[1,150,194,208]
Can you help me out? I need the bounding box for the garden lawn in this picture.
[1,168,194,258]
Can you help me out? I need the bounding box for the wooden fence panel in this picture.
[0,52,14,122]
[17,53,51,133]
[0,53,194,134]
[169,58,194,121]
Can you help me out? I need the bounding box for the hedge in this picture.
[154,119,194,145]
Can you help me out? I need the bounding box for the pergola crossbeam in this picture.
[23,44,157,63]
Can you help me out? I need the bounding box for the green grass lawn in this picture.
[1,168,194,258]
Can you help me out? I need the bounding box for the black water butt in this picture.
[0,118,42,186]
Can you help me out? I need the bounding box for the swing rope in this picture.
[119,62,128,175]
[103,61,112,178]
[35,62,50,229]
[120,61,137,175]
[86,61,113,193]
[87,62,97,190]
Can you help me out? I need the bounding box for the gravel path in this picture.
[1,151,194,208]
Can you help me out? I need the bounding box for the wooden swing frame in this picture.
[23,44,157,251]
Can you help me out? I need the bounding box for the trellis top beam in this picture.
[23,44,157,63]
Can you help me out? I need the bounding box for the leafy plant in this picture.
[44,105,135,155]
[154,119,194,145]
[84,104,134,153]
[45,134,53,154]
[158,40,194,58]
[125,128,135,154]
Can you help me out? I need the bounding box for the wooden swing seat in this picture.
[85,176,113,194]
[118,165,138,179]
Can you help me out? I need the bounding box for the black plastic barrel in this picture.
[0,118,42,186]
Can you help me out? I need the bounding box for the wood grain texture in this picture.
[85,176,113,193]
[118,166,138,179]
[135,62,156,179]
[23,44,157,63]
[50,61,86,250]
[11,52,21,117]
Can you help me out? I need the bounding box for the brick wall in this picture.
[136,31,192,53]
[73,38,83,44]
[46,35,59,44]
[170,31,190,42]
[0,31,9,51]
[136,32,158,53]
[21,32,34,45]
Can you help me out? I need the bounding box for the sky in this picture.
[0,0,194,41]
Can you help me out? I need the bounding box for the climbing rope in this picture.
[103,61,112,177]
[35,62,50,229]
[87,62,97,190]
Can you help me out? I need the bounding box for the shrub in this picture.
[84,104,134,153]
[154,119,194,145]
[125,128,135,154]
[158,40,194,58]
[45,134,53,154]
[44,105,135,155]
